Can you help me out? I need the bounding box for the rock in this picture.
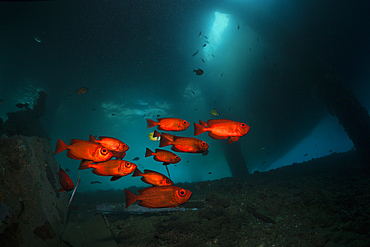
[1,91,49,139]
[0,135,69,246]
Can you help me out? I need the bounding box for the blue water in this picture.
[1,0,369,192]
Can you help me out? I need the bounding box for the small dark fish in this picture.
[143,114,146,118]
[249,48,251,51]
[201,58,205,63]
[202,44,206,47]
[194,108,197,110]
[212,54,214,57]
[208,172,212,174]
[220,72,223,77]
[228,106,231,110]
[92,108,96,110]
[192,50,199,56]
[199,31,202,36]
[193,68,204,76]
[237,24,240,29]
[65,168,70,172]
[203,35,208,39]
[329,150,332,152]
[67,94,71,98]
[265,152,270,156]
[76,87,88,95]
[204,40,209,43]
[304,154,308,157]
[0,99,4,103]
[192,91,195,94]
[16,103,28,109]
[91,181,102,184]
[186,161,189,163]
[111,113,116,116]
[157,115,160,117]
[133,157,140,161]
[262,161,266,165]
[264,56,267,59]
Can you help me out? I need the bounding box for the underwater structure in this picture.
[0,135,68,246]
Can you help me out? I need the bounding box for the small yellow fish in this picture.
[211,109,220,116]
[148,132,160,141]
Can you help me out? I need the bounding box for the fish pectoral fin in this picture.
[110,176,122,181]
[66,151,83,160]
[170,146,183,153]
[208,133,228,140]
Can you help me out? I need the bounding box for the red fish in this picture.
[124,186,192,208]
[112,151,126,160]
[78,160,137,181]
[145,148,181,165]
[146,118,190,131]
[159,135,209,155]
[89,135,129,153]
[194,119,250,144]
[154,130,174,141]
[132,169,174,186]
[76,87,88,95]
[55,139,113,162]
[57,167,74,192]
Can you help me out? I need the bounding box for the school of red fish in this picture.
[55,117,250,208]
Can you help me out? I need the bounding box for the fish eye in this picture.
[101,148,109,155]
[241,123,247,128]
[125,162,131,168]
[166,178,171,184]
[183,120,188,125]
[201,141,206,147]
[175,156,179,159]
[178,189,186,197]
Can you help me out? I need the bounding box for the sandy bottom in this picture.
[63,151,370,247]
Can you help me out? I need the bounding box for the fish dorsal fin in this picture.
[143,169,157,174]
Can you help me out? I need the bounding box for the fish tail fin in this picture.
[153,130,161,138]
[159,136,171,147]
[124,189,138,208]
[89,135,97,142]
[132,168,143,177]
[145,147,154,157]
[194,123,206,136]
[146,118,157,129]
[78,160,93,170]
[55,139,68,154]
